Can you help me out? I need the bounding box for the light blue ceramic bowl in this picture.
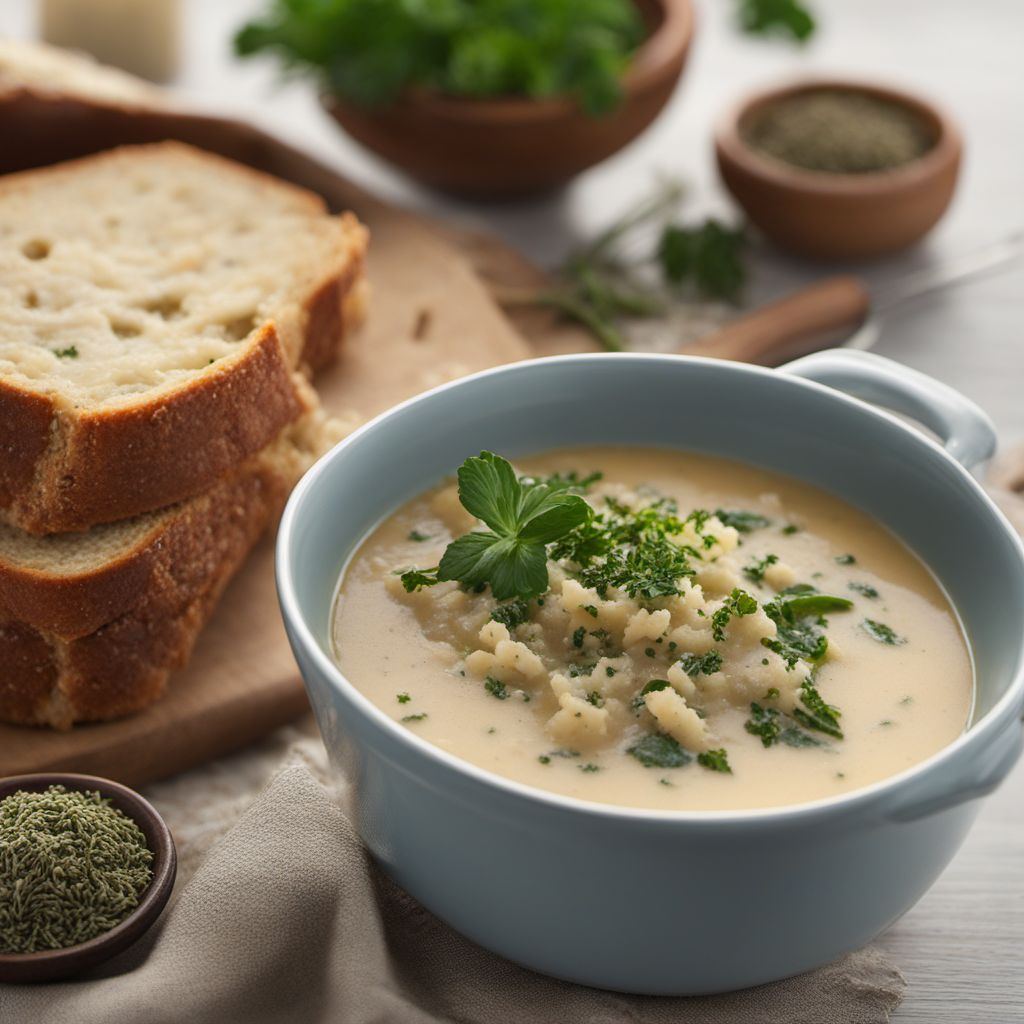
[277,350,1024,995]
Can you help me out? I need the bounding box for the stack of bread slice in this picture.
[0,142,368,728]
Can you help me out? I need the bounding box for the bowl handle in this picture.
[882,719,1024,822]
[778,349,997,470]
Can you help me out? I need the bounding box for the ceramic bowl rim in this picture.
[714,75,963,197]
[277,352,1024,827]
[0,772,177,978]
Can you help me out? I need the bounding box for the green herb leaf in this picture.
[628,733,693,768]
[52,345,79,359]
[678,650,723,676]
[793,677,843,738]
[862,619,905,645]
[761,592,852,666]
[407,530,431,542]
[697,748,732,773]
[399,567,439,592]
[743,553,779,584]
[632,677,671,710]
[714,508,771,533]
[737,0,816,42]
[658,220,747,302]
[490,599,531,630]
[745,702,781,747]
[848,582,879,599]
[745,702,823,748]
[484,677,509,700]
[396,692,411,704]
[711,588,759,641]
[433,452,591,600]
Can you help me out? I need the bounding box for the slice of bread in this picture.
[0,396,348,729]
[0,142,367,534]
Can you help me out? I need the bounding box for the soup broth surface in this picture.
[333,447,972,811]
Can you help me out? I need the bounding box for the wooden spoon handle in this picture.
[680,276,872,365]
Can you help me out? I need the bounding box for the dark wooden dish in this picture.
[0,773,176,983]
[323,0,695,198]
[715,77,962,260]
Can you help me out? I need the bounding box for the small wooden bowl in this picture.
[715,78,963,260]
[323,0,694,198]
[0,773,176,983]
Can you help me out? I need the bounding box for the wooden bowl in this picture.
[715,79,963,260]
[323,0,694,198]
[0,773,176,983]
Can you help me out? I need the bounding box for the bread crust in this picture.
[0,430,300,728]
[5,323,303,536]
[0,144,368,535]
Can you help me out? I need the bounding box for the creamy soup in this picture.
[332,448,972,811]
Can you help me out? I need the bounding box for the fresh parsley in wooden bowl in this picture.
[235,0,694,197]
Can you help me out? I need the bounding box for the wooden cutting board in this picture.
[0,96,543,785]
[3,93,1023,786]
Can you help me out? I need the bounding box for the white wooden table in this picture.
[3,1,1021,1018]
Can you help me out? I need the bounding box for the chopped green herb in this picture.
[659,778,674,787]
[585,691,605,708]
[779,582,818,596]
[744,553,779,584]
[578,763,601,773]
[745,702,781,747]
[781,523,800,535]
[899,695,914,706]
[697,748,732,774]
[490,599,531,630]
[848,582,879,599]
[52,345,79,359]
[572,626,587,649]
[396,692,411,704]
[407,530,431,542]
[657,219,747,302]
[737,0,816,42]
[644,647,656,658]
[605,666,617,677]
[792,677,843,739]
[484,676,509,700]
[580,604,599,618]
[745,702,822,748]
[714,509,771,533]
[568,663,596,678]
[399,567,440,591]
[538,755,551,765]
[862,619,905,645]
[834,553,856,565]
[711,588,759,641]
[761,592,852,667]
[628,733,693,768]
[632,678,671,711]
[679,650,723,676]
[521,469,603,494]
[763,686,779,699]
[550,748,580,759]
[401,713,428,722]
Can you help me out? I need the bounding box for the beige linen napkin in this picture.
[0,735,905,1024]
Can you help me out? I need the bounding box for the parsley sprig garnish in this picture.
[401,452,591,601]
